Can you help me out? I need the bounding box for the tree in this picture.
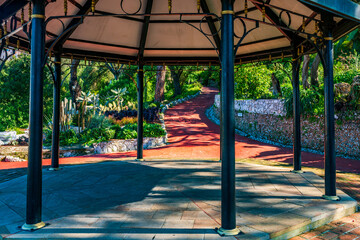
[168,66,183,97]
[105,62,124,81]
[69,59,81,110]
[301,54,310,89]
[0,54,53,130]
[154,66,166,102]
[271,73,282,97]
[310,54,320,88]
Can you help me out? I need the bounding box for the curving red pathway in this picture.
[1,87,360,173]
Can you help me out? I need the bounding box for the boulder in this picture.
[351,81,360,103]
[3,156,26,162]
[0,131,17,142]
[353,75,360,84]
[17,135,29,145]
[334,82,351,98]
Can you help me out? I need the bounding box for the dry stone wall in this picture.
[94,136,167,154]
[213,95,360,158]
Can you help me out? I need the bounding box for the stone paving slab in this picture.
[0,160,357,240]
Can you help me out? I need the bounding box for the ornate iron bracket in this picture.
[0,47,15,71]
[234,17,259,57]
[43,16,84,67]
[179,13,221,62]
[306,36,327,72]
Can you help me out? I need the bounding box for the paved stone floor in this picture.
[0,160,356,240]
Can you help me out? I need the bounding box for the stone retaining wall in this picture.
[214,95,286,116]
[213,96,360,158]
[94,136,167,154]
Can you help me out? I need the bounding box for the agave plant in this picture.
[109,87,127,110]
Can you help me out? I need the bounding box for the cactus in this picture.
[60,98,76,132]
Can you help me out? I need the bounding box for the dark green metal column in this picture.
[322,14,339,201]
[217,0,239,236]
[137,63,144,161]
[292,43,302,173]
[50,51,61,171]
[22,0,46,231]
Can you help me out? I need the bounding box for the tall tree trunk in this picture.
[168,66,182,97]
[69,59,81,110]
[271,73,282,97]
[302,54,310,89]
[310,54,321,88]
[154,66,166,102]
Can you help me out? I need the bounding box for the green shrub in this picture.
[87,115,113,129]
[144,123,166,138]
[116,128,137,139]
[234,64,272,100]
[44,129,79,147]
[0,54,53,131]
[284,86,324,117]
[79,128,116,145]
[113,123,166,140]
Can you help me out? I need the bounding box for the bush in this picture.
[44,129,80,147]
[111,116,138,126]
[0,54,53,131]
[284,86,324,117]
[87,115,113,129]
[234,64,272,100]
[143,123,166,138]
[105,107,160,123]
[79,128,116,145]
[112,123,166,140]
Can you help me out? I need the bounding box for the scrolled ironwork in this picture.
[234,16,259,57]
[179,13,221,61]
[120,0,142,15]
[199,15,221,37]
[43,16,84,67]
[278,10,291,28]
[0,47,15,71]
[306,36,327,72]
[45,18,65,39]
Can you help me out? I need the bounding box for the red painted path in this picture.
[1,87,360,173]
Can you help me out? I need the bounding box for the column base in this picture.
[215,227,240,236]
[322,195,340,201]
[291,170,304,174]
[21,221,46,231]
[48,167,61,171]
[136,158,144,162]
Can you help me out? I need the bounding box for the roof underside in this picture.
[1,0,360,65]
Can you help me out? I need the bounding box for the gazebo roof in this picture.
[1,0,360,65]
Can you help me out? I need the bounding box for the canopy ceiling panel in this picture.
[0,0,359,64]
[145,23,215,49]
[69,17,143,48]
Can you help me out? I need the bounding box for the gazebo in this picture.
[1,0,360,236]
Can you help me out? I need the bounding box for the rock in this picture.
[17,135,29,145]
[63,152,73,157]
[3,156,26,162]
[0,140,4,146]
[353,75,360,84]
[0,131,17,142]
[93,137,167,154]
[335,82,351,98]
[351,81,360,103]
